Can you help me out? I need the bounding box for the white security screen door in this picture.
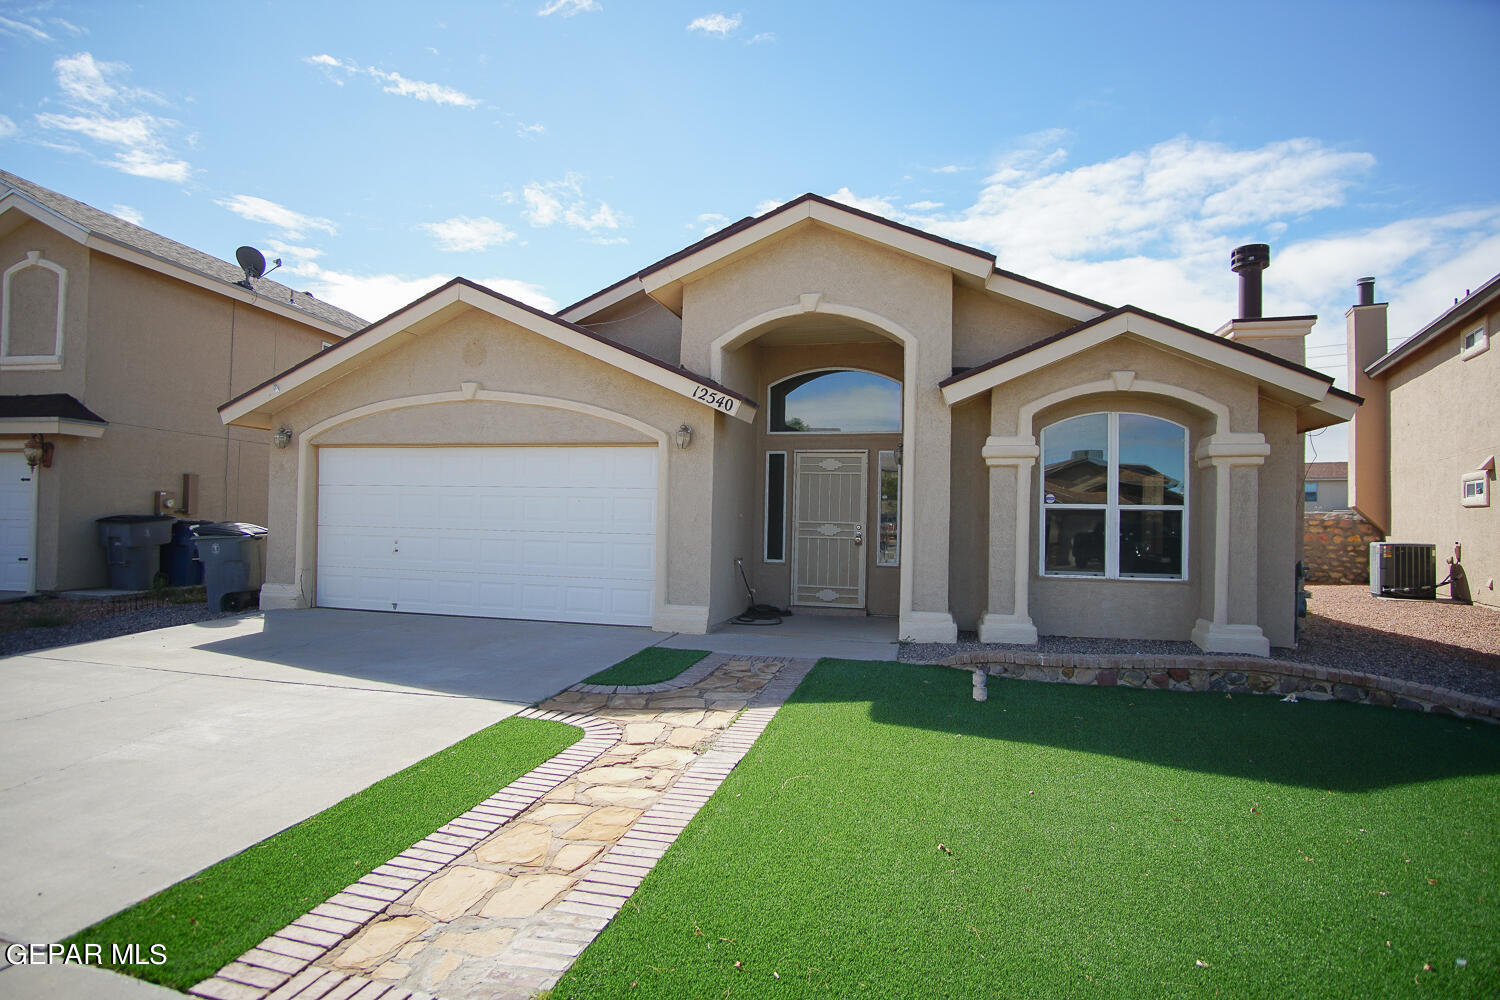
[791,450,867,608]
[0,451,36,593]
[317,446,656,625]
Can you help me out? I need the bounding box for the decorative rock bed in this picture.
[947,650,1499,723]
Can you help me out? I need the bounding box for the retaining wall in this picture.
[1303,511,1383,584]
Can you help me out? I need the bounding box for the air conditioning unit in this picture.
[1369,542,1437,599]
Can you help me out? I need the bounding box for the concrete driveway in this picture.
[0,609,658,951]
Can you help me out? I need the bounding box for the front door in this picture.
[791,450,867,608]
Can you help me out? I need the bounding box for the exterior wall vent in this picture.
[1369,542,1437,599]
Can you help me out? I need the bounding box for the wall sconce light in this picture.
[273,427,293,449]
[675,424,694,450]
[894,442,903,467]
[22,434,53,470]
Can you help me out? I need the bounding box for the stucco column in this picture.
[898,339,958,643]
[978,435,1039,643]
[1190,433,1271,655]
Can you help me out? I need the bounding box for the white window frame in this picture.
[1460,321,1489,361]
[1304,481,1319,503]
[876,449,900,567]
[763,450,787,562]
[1461,471,1489,508]
[766,367,903,436]
[1,251,67,371]
[1039,411,1190,582]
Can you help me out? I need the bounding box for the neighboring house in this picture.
[1303,461,1349,511]
[1347,272,1498,606]
[0,169,366,593]
[221,195,1356,653]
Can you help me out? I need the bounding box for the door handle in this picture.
[854,524,864,546]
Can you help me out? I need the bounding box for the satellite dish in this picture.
[235,245,267,287]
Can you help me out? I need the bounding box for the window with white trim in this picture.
[764,451,787,561]
[1040,412,1188,580]
[1461,472,1489,508]
[1305,482,1319,503]
[1460,322,1488,360]
[877,449,899,566]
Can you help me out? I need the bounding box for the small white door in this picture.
[0,451,37,593]
[316,446,657,626]
[791,450,867,608]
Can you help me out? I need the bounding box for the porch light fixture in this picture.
[273,426,293,449]
[23,434,53,470]
[675,424,694,450]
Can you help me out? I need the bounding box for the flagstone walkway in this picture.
[191,652,814,1000]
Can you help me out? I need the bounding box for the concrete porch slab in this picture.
[659,613,899,661]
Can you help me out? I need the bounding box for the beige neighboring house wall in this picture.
[225,194,1357,651]
[1303,462,1349,512]
[0,170,363,592]
[1350,275,1498,607]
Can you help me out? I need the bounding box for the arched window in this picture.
[1040,412,1187,580]
[768,370,901,434]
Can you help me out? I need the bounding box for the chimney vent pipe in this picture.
[1356,276,1376,307]
[1230,243,1271,319]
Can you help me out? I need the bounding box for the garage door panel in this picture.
[317,446,656,625]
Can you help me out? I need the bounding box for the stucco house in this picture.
[1303,461,1349,511]
[1347,272,1498,606]
[221,195,1357,653]
[0,169,365,593]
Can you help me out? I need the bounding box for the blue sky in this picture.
[3,0,1498,461]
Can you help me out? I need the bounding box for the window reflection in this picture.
[770,370,901,433]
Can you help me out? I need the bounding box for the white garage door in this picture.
[317,446,657,625]
[0,451,36,593]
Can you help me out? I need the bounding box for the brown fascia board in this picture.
[559,192,1111,319]
[939,304,1341,389]
[220,276,757,414]
[1366,270,1500,377]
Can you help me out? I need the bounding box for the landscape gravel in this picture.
[901,584,1500,700]
[0,603,236,657]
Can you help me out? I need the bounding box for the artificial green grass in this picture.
[553,659,1500,999]
[584,647,710,686]
[66,715,581,990]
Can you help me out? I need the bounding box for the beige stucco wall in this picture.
[0,223,334,590]
[948,395,991,629]
[951,284,1072,369]
[258,307,714,621]
[578,291,683,367]
[1384,306,1499,607]
[1305,479,1349,511]
[1257,398,1299,648]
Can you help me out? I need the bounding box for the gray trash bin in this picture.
[96,515,175,590]
[192,522,268,611]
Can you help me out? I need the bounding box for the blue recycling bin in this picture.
[161,518,211,587]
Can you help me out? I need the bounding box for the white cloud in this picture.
[747,32,775,44]
[304,54,479,107]
[516,121,546,138]
[0,114,16,139]
[907,200,943,211]
[538,0,601,15]
[694,212,730,234]
[752,198,784,215]
[284,262,555,321]
[34,53,189,182]
[0,13,49,41]
[419,215,517,252]
[931,164,966,174]
[522,174,623,232]
[828,187,899,217]
[112,204,144,225]
[216,194,337,239]
[265,241,323,261]
[367,68,480,107]
[688,12,741,36]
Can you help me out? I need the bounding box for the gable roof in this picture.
[939,304,1361,430]
[0,169,365,336]
[1367,270,1500,376]
[220,277,758,429]
[1304,461,1347,480]
[559,192,1112,325]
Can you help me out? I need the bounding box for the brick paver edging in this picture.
[572,649,730,695]
[520,656,818,992]
[188,708,623,1000]
[947,650,1500,723]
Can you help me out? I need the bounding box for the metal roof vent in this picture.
[1230,243,1271,319]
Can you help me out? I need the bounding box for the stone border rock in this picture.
[188,708,622,1000]
[947,650,1500,723]
[572,649,726,695]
